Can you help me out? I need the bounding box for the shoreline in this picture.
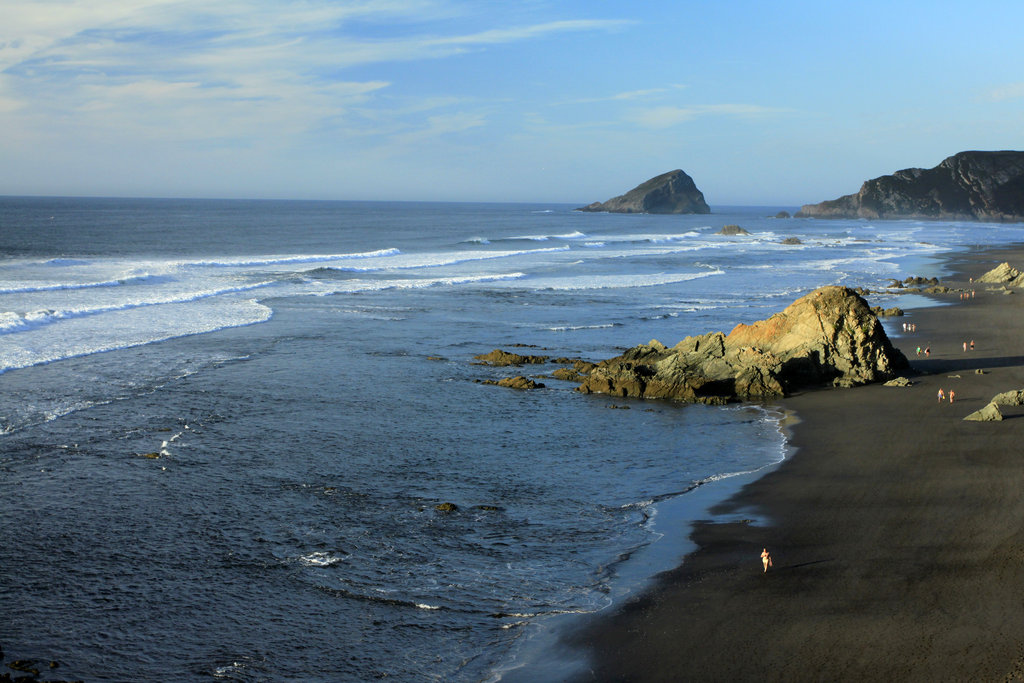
[550,243,1024,680]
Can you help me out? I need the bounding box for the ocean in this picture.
[3,197,1024,681]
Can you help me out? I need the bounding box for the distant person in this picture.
[949,390,956,403]
[761,548,773,573]
[938,388,945,402]
[970,340,975,350]
[916,346,922,356]
[963,342,968,352]
[925,347,931,357]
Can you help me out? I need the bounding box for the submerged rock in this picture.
[481,376,545,390]
[717,224,751,236]
[577,286,909,404]
[577,169,710,214]
[780,237,802,245]
[473,349,550,366]
[435,502,459,512]
[796,151,1024,221]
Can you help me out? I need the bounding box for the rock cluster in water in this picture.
[577,169,710,214]
[577,286,909,404]
[796,151,1024,222]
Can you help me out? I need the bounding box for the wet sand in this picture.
[569,245,1024,681]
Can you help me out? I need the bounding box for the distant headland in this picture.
[577,169,710,214]
[796,150,1024,222]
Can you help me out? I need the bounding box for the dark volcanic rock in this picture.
[780,237,802,245]
[577,169,710,214]
[796,151,1024,221]
[577,286,909,404]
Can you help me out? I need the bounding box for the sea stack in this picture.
[578,169,711,214]
[796,151,1024,222]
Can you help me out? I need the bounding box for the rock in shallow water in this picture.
[577,286,909,404]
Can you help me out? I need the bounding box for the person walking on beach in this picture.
[949,390,955,403]
[761,548,773,573]
[963,342,968,352]
[970,339,975,350]
[916,346,922,356]
[938,388,945,402]
[925,346,930,357]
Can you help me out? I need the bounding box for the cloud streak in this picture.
[0,1,629,148]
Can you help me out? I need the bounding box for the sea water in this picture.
[3,198,1024,681]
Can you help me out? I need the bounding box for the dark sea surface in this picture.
[3,198,1023,681]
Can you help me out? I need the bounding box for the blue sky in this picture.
[2,0,1023,205]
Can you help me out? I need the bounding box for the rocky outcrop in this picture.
[964,403,1003,422]
[577,286,909,404]
[577,169,710,214]
[976,262,1024,287]
[717,224,751,235]
[474,349,549,366]
[796,151,1024,222]
[481,376,545,390]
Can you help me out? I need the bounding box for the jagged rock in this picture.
[870,306,904,317]
[473,349,549,366]
[435,502,459,512]
[976,262,1024,287]
[775,211,792,218]
[482,376,545,390]
[718,224,751,236]
[904,276,940,286]
[577,169,711,214]
[781,237,802,245]
[552,368,583,382]
[991,389,1024,406]
[884,377,913,387]
[964,403,1003,422]
[796,151,1024,221]
[577,286,909,403]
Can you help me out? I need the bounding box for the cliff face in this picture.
[578,169,711,214]
[796,151,1024,222]
[577,286,909,404]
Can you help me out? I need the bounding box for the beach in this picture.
[568,245,1024,681]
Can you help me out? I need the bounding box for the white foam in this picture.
[0,280,276,334]
[316,246,571,273]
[0,297,272,374]
[177,248,402,268]
[508,270,725,291]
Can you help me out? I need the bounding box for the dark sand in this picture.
[569,246,1024,682]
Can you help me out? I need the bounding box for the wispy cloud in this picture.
[0,1,629,148]
[988,82,1024,102]
[629,103,789,128]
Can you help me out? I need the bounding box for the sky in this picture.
[2,0,1023,206]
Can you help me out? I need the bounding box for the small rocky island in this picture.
[796,151,1024,222]
[578,169,711,214]
[577,286,908,404]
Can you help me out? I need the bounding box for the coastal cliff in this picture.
[796,151,1024,222]
[578,169,711,214]
[577,286,908,404]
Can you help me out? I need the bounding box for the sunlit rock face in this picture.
[578,286,910,404]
